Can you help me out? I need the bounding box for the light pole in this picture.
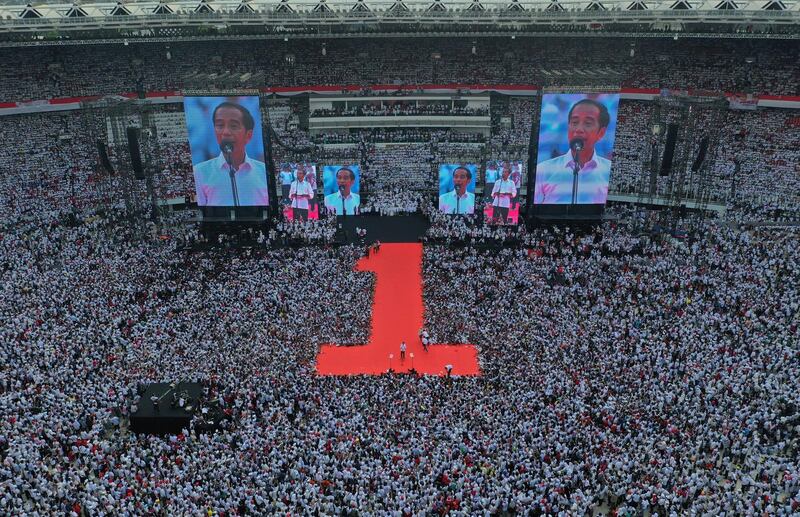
[410,353,414,370]
[388,354,393,372]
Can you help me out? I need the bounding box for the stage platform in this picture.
[130,382,228,435]
[337,213,429,245]
[528,213,612,226]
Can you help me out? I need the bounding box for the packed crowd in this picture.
[359,188,426,215]
[1,38,798,103]
[311,105,489,118]
[361,143,436,192]
[421,223,800,515]
[312,129,485,145]
[1,208,798,514]
[489,97,535,151]
[0,33,799,516]
[424,201,527,244]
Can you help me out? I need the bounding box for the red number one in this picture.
[316,243,480,376]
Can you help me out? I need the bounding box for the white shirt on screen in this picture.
[439,190,475,215]
[534,149,611,205]
[491,179,517,208]
[289,179,314,210]
[324,191,360,215]
[194,153,268,206]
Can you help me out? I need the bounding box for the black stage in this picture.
[338,213,429,244]
[130,382,229,435]
[527,212,617,229]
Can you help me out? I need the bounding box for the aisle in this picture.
[316,243,481,376]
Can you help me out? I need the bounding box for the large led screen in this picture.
[323,165,361,215]
[533,93,620,205]
[438,164,477,215]
[484,160,523,225]
[280,162,319,221]
[185,96,268,207]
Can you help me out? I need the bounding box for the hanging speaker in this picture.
[659,124,679,177]
[691,137,709,173]
[126,127,145,180]
[96,140,115,175]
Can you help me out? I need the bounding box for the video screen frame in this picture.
[484,160,523,225]
[438,163,478,215]
[280,162,319,221]
[322,164,361,215]
[184,95,269,207]
[533,93,620,205]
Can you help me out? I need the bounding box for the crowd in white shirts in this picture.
[0,38,797,102]
[1,201,798,514]
[0,40,799,514]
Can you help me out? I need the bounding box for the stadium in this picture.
[0,2,798,515]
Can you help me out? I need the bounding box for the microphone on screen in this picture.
[569,138,585,170]
[221,140,235,161]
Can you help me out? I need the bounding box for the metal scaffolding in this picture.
[633,93,728,233]
[79,96,169,236]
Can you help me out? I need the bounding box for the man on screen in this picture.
[193,102,268,206]
[534,99,612,205]
[324,167,360,215]
[491,164,517,224]
[439,166,475,215]
[289,168,314,221]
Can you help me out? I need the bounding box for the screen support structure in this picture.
[524,97,541,216]
[79,101,117,217]
[634,94,727,235]
[80,96,168,237]
[259,91,280,220]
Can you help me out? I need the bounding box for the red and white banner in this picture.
[0,85,798,116]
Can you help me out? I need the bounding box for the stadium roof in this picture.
[0,0,797,43]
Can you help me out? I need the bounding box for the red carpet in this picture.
[316,243,481,376]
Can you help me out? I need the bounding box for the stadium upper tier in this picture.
[0,0,798,41]
[1,0,794,10]
[0,38,796,103]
